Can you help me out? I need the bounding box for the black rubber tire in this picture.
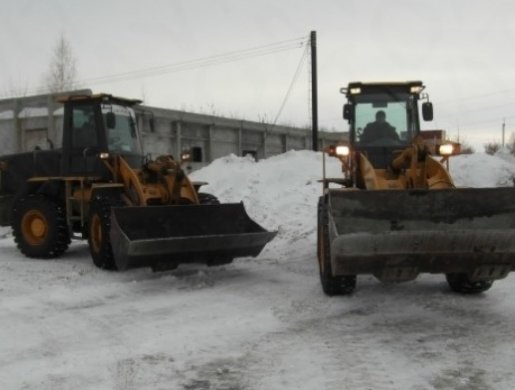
[317,197,356,296]
[88,196,121,270]
[446,273,494,294]
[198,192,220,205]
[12,193,70,258]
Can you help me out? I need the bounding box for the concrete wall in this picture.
[0,91,80,155]
[0,90,348,169]
[0,112,17,156]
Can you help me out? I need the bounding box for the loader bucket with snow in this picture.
[326,187,515,282]
[109,203,277,271]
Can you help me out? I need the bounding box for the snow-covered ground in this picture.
[2,151,515,390]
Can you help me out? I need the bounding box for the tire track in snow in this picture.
[418,296,515,389]
[230,315,399,390]
[216,268,401,390]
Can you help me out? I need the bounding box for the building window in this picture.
[191,146,203,162]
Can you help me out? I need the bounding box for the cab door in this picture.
[61,102,106,176]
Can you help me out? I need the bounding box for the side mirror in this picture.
[422,102,433,121]
[106,112,116,129]
[343,104,353,120]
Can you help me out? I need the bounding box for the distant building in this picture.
[0,89,347,170]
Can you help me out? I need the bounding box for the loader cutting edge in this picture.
[109,203,277,271]
[326,187,515,282]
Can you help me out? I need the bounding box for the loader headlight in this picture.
[335,145,350,157]
[99,152,110,160]
[325,144,350,157]
[410,85,425,94]
[439,144,454,156]
[181,151,192,162]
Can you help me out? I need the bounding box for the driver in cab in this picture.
[360,110,399,144]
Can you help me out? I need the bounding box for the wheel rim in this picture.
[90,214,102,253]
[21,210,48,245]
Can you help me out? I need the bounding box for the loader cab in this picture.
[342,81,433,168]
[60,94,143,176]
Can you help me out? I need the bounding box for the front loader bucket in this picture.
[327,187,515,282]
[110,203,277,271]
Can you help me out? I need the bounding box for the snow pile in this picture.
[0,110,14,119]
[0,226,11,238]
[191,150,342,262]
[18,107,49,118]
[450,152,515,187]
[191,150,515,263]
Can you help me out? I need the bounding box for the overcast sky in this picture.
[2,0,515,150]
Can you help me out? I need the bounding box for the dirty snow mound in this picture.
[450,153,515,187]
[191,150,341,262]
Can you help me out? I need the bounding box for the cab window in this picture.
[71,105,98,149]
[101,104,141,154]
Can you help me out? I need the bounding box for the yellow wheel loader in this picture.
[0,94,276,271]
[318,81,515,295]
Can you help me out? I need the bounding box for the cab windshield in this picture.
[353,92,415,146]
[101,104,141,154]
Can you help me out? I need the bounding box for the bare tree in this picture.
[484,141,501,155]
[44,34,78,93]
[2,77,30,98]
[458,139,475,154]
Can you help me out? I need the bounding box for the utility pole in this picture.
[310,30,318,151]
[502,118,506,148]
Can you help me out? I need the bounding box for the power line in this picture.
[82,38,307,84]
[3,37,308,98]
[437,86,515,105]
[271,43,309,127]
[438,100,515,116]
[443,115,515,129]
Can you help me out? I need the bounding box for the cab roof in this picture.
[347,81,423,89]
[342,81,425,97]
[56,93,142,106]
